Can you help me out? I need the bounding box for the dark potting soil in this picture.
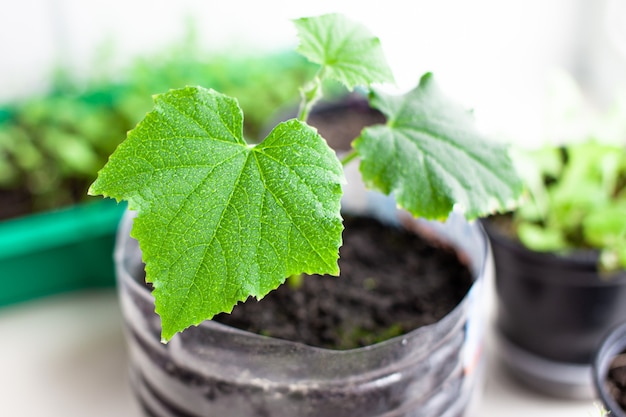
[0,182,89,221]
[0,189,32,220]
[306,95,386,152]
[607,351,626,412]
[214,214,473,350]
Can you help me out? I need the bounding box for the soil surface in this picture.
[607,351,626,412]
[0,182,88,221]
[0,189,31,220]
[307,95,386,152]
[214,214,473,350]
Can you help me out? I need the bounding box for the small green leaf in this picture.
[354,73,523,220]
[43,130,100,175]
[89,86,344,341]
[294,13,394,89]
[517,222,568,252]
[510,146,563,223]
[583,205,626,248]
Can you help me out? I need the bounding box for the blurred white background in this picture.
[1,0,625,144]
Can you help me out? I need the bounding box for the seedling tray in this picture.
[0,199,126,306]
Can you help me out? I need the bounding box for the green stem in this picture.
[297,78,321,121]
[340,149,359,166]
[297,67,326,121]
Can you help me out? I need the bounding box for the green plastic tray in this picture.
[0,199,127,306]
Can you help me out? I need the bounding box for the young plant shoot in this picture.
[89,13,522,341]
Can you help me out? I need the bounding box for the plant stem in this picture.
[341,149,359,166]
[298,67,326,121]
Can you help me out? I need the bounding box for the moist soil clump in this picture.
[607,351,626,412]
[214,214,473,350]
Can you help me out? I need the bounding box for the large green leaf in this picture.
[89,86,344,341]
[354,73,523,220]
[294,13,394,89]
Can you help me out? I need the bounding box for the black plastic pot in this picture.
[115,192,489,417]
[594,322,626,417]
[484,220,626,398]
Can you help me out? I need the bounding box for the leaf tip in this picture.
[87,181,112,201]
[86,183,98,197]
[420,71,434,82]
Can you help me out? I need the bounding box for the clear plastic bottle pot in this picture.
[115,196,489,417]
[483,220,626,398]
[594,322,626,417]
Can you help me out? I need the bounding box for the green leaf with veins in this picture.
[294,13,394,89]
[354,73,523,220]
[89,86,344,341]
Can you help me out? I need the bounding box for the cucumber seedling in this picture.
[90,13,522,341]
